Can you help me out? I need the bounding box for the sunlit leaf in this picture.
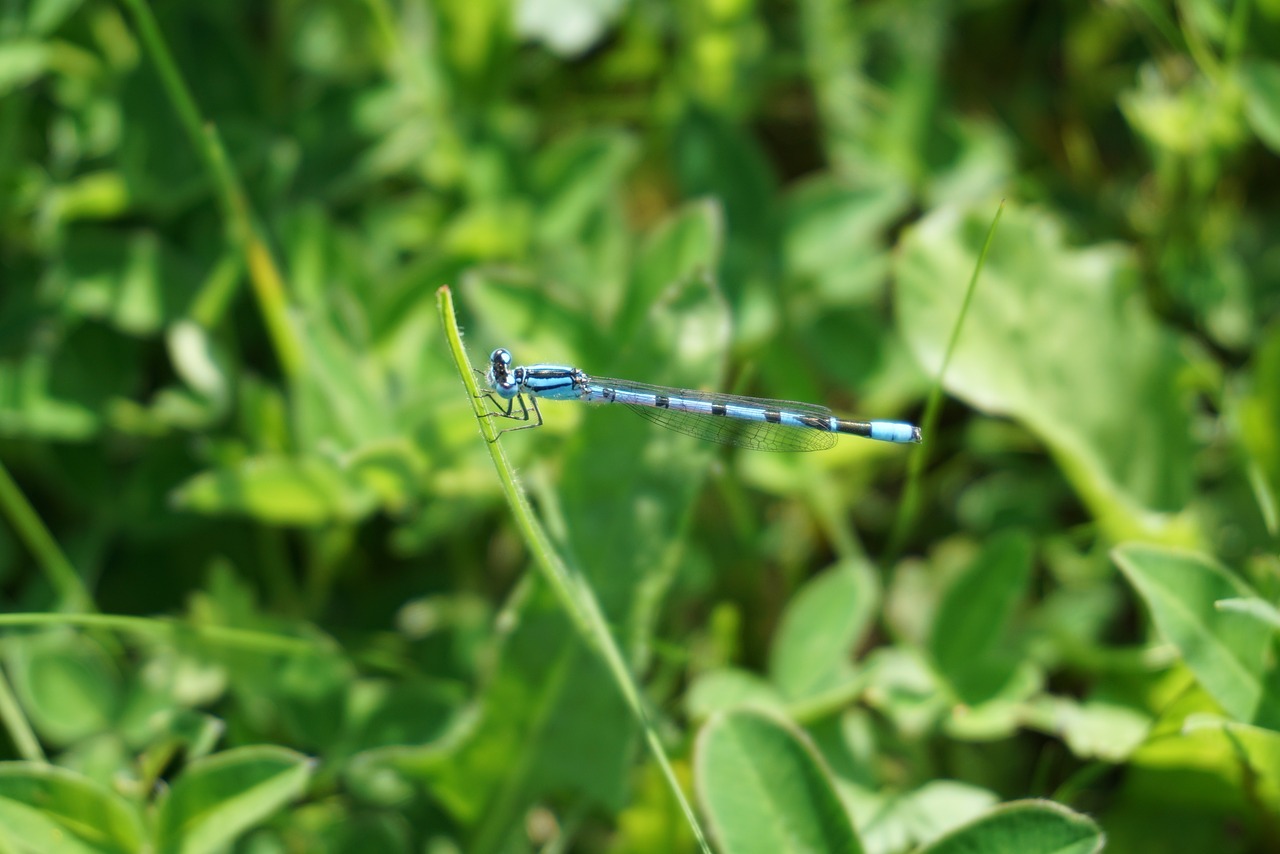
[928,530,1033,705]
[154,746,313,854]
[686,669,787,722]
[897,204,1198,545]
[515,0,626,58]
[0,764,144,854]
[171,456,379,524]
[769,560,879,702]
[915,799,1103,854]
[1113,544,1270,722]
[696,709,863,854]
[4,633,121,746]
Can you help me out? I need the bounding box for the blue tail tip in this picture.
[870,421,922,444]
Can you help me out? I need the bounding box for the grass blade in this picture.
[436,285,711,853]
[888,201,1004,558]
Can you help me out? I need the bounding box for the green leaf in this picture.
[515,0,626,58]
[346,438,431,514]
[1120,68,1246,156]
[916,799,1104,854]
[1114,696,1280,846]
[1215,597,1280,632]
[366,581,634,829]
[0,763,144,854]
[54,229,193,336]
[896,204,1198,545]
[154,746,314,854]
[167,321,230,405]
[686,669,787,722]
[695,709,863,854]
[292,310,399,453]
[783,176,909,303]
[0,322,145,440]
[1022,695,1152,762]
[1180,717,1280,817]
[0,40,50,96]
[928,531,1033,705]
[533,128,638,241]
[0,39,56,94]
[851,780,998,854]
[1238,59,1280,153]
[768,560,879,703]
[617,199,723,340]
[4,632,121,746]
[170,455,378,524]
[1112,544,1271,722]
[673,107,780,303]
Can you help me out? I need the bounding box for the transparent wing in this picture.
[590,377,839,453]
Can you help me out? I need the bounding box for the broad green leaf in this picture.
[1120,65,1246,156]
[1215,597,1280,632]
[941,660,1044,741]
[928,531,1033,705]
[696,709,863,854]
[171,455,379,524]
[1180,717,1280,816]
[848,780,998,854]
[1022,695,1152,762]
[896,204,1198,545]
[533,128,638,242]
[768,560,879,702]
[292,310,399,453]
[1238,59,1280,153]
[4,632,120,746]
[0,322,144,440]
[0,356,100,439]
[782,176,909,303]
[617,199,723,340]
[686,669,787,722]
[364,580,634,828]
[54,229,192,336]
[861,647,951,735]
[1112,544,1270,722]
[0,763,144,854]
[346,438,431,514]
[154,746,313,854]
[916,800,1103,854]
[1113,691,1279,848]
[673,106,780,307]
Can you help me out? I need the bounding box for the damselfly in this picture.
[480,348,921,452]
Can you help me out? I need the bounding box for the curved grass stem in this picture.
[888,201,1005,559]
[437,285,712,854]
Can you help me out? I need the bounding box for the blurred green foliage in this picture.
[1,0,1280,851]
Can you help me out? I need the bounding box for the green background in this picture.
[2,0,1279,851]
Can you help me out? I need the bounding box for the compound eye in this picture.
[490,348,512,367]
